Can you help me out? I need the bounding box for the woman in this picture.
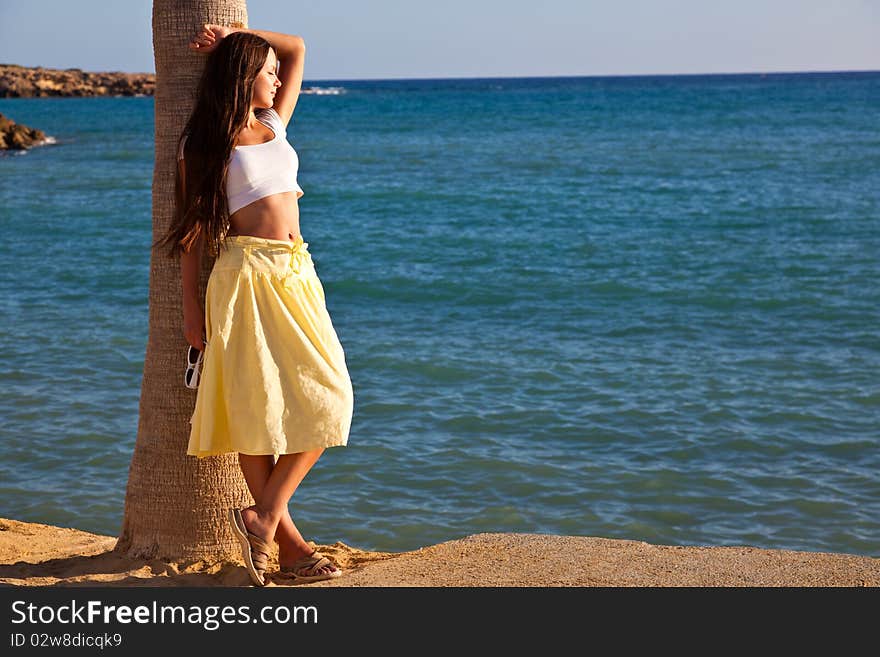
[155,24,353,586]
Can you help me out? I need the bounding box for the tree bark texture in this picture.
[117,0,252,560]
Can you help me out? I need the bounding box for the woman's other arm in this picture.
[181,235,205,351]
[178,156,206,350]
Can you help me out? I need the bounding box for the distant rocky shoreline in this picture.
[0,64,344,149]
[0,64,154,150]
[0,63,155,98]
[0,63,344,99]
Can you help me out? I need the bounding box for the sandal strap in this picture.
[247,534,272,572]
[247,533,273,556]
[293,551,333,575]
[251,551,269,571]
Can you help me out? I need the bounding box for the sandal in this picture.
[228,508,272,587]
[279,549,343,583]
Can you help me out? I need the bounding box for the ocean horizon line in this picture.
[4,62,879,83]
[306,68,880,84]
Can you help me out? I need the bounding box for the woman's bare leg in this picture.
[237,450,336,574]
[238,453,311,551]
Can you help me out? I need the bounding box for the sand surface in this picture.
[1,517,876,587]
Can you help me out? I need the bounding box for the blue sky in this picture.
[1,0,878,79]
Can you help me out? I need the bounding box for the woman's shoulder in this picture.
[257,107,286,133]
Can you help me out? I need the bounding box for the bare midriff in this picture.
[227,191,302,242]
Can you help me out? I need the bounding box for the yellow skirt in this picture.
[187,234,353,458]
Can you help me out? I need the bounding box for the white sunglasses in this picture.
[185,341,208,389]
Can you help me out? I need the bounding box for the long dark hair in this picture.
[155,32,272,259]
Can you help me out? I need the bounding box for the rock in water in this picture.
[0,112,49,150]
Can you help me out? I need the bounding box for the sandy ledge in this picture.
[0,517,876,587]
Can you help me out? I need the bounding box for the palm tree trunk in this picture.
[117,0,251,560]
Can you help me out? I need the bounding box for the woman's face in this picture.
[252,49,281,109]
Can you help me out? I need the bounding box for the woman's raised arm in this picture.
[188,24,305,128]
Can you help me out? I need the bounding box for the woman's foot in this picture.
[240,509,339,579]
[239,506,276,544]
[278,544,340,580]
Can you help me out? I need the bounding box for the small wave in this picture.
[300,86,345,95]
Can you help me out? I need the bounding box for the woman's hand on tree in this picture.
[188,24,233,54]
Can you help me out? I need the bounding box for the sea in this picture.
[1,71,878,557]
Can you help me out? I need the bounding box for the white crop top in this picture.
[177,107,304,215]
